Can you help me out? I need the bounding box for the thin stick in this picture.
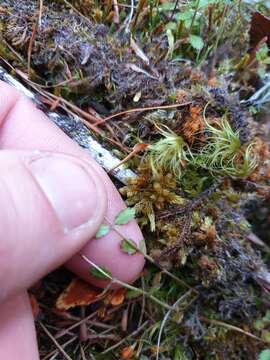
[42,336,77,360]
[38,0,43,27]
[200,316,265,343]
[81,254,174,311]
[104,216,196,291]
[39,322,73,360]
[55,311,98,339]
[125,0,135,32]
[112,0,120,24]
[27,23,37,78]
[156,290,193,360]
[102,321,149,354]
[94,102,192,126]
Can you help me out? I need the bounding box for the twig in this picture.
[55,311,98,339]
[80,254,174,311]
[112,0,120,24]
[158,181,222,259]
[199,316,266,343]
[101,321,149,354]
[42,336,77,360]
[27,23,37,78]
[63,0,92,24]
[158,180,222,219]
[125,0,135,32]
[159,209,192,258]
[38,0,43,27]
[39,322,73,360]
[93,102,192,126]
[169,0,180,22]
[104,216,196,292]
[156,290,193,360]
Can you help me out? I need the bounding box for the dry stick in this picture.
[101,320,149,354]
[112,0,120,24]
[156,290,193,360]
[158,181,222,259]
[39,322,73,360]
[158,181,222,219]
[94,102,192,126]
[63,0,92,25]
[55,311,99,339]
[199,316,266,343]
[22,77,130,151]
[42,336,77,360]
[27,22,37,78]
[80,345,87,360]
[38,0,43,27]
[80,254,174,311]
[159,208,192,259]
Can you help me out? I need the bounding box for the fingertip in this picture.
[0,80,22,124]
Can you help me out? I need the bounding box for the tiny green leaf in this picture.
[90,266,112,280]
[139,239,147,254]
[189,35,204,51]
[259,350,270,360]
[175,10,193,21]
[120,239,138,255]
[95,224,110,238]
[159,2,175,11]
[114,207,135,225]
[126,289,142,299]
[166,29,175,60]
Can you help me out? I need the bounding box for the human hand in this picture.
[0,81,144,359]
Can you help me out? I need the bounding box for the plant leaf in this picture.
[90,266,112,280]
[95,224,110,238]
[189,35,204,51]
[114,207,135,225]
[120,239,138,255]
[139,239,147,254]
[259,350,270,360]
[126,289,141,299]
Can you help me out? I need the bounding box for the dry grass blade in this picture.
[94,102,192,126]
[199,316,266,343]
[27,23,37,78]
[156,290,193,360]
[39,322,73,360]
[101,321,149,354]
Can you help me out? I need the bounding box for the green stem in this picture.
[188,0,200,37]
[80,254,174,311]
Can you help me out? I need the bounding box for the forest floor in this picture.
[1,0,270,359]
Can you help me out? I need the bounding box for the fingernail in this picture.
[30,155,99,231]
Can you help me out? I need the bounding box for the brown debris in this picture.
[55,278,99,310]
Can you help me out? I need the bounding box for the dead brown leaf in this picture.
[110,288,126,306]
[55,278,99,310]
[121,345,134,359]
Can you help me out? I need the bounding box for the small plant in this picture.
[148,124,193,179]
[193,116,257,178]
[120,162,185,231]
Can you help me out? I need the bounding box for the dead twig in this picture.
[39,322,73,360]
[199,316,266,343]
[38,0,43,27]
[27,23,37,78]
[94,102,192,126]
[112,0,120,24]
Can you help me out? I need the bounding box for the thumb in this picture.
[0,149,107,302]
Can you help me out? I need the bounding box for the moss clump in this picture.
[120,161,185,231]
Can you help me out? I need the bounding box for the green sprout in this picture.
[193,117,257,178]
[148,124,193,179]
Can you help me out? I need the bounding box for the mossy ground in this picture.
[1,0,270,359]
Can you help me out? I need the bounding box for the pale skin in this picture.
[0,81,145,359]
